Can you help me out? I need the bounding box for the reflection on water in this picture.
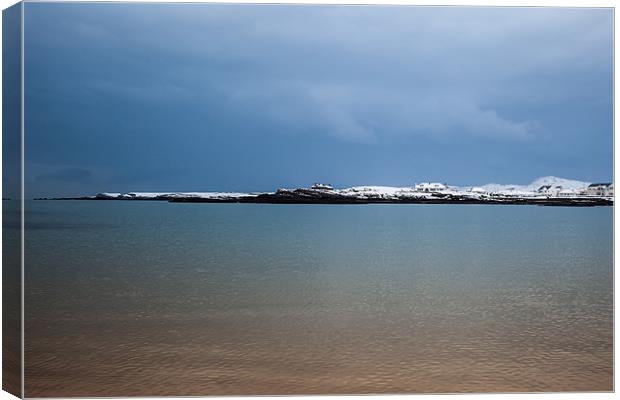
[24,201,613,396]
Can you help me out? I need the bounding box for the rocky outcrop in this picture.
[169,190,612,206]
[43,181,614,207]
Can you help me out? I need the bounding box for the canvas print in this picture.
[2,2,614,397]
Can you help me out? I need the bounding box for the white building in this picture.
[415,182,448,192]
[311,183,334,190]
[537,185,552,195]
[538,185,564,197]
[549,185,563,196]
[586,183,612,196]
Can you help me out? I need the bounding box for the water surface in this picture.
[24,201,613,396]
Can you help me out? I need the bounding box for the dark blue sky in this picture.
[24,3,613,197]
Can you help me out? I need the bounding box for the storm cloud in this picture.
[23,4,612,197]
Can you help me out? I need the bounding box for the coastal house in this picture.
[550,185,563,196]
[537,185,552,195]
[311,183,334,190]
[415,182,448,192]
[538,185,563,197]
[586,183,612,196]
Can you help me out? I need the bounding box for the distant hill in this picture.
[480,176,591,194]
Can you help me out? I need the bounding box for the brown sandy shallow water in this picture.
[25,294,613,396]
[23,202,613,396]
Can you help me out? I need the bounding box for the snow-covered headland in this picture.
[45,176,613,206]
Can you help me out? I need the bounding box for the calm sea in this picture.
[22,201,613,396]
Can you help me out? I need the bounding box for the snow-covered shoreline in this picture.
[39,176,613,206]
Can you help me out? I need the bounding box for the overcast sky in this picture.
[23,3,613,197]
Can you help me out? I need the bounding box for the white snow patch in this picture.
[95,177,603,201]
[480,176,590,196]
